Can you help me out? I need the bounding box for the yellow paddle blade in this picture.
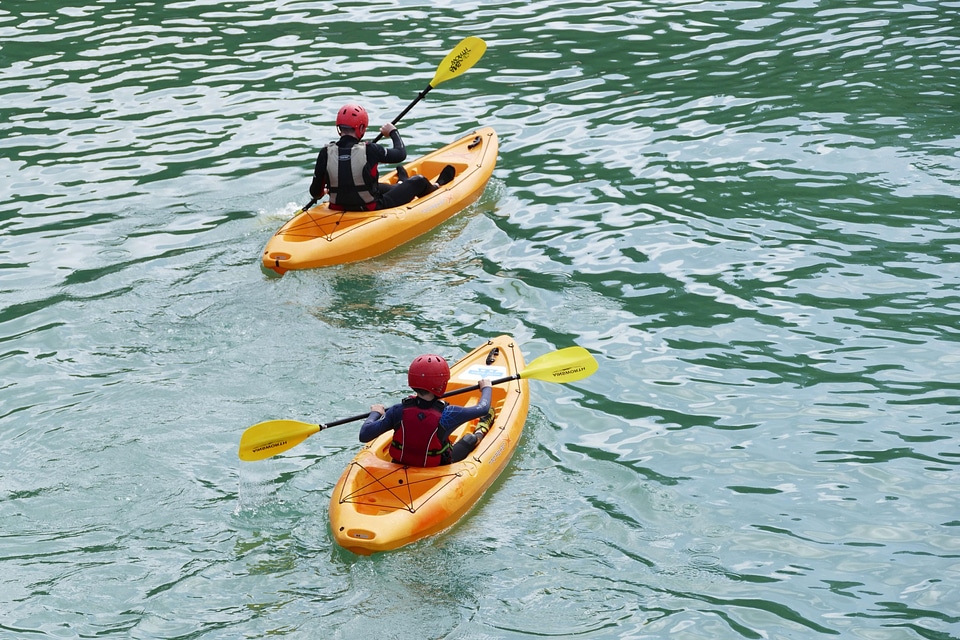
[520,346,598,384]
[238,419,320,462]
[430,36,487,88]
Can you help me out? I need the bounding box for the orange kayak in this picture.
[262,127,498,275]
[329,334,529,555]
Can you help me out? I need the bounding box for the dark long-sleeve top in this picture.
[309,130,406,200]
[358,386,493,444]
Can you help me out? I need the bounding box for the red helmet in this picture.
[408,354,450,397]
[336,103,368,138]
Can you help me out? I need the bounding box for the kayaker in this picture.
[359,354,495,467]
[309,103,454,211]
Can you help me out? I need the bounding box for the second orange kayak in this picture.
[262,127,498,275]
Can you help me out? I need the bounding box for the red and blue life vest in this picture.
[389,397,450,467]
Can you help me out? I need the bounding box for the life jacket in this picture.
[325,141,377,211]
[389,397,450,467]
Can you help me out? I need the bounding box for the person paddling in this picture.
[309,104,454,211]
[359,354,495,467]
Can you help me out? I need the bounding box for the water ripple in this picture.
[3,1,960,638]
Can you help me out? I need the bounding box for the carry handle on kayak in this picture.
[238,345,597,462]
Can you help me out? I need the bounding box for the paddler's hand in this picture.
[479,378,492,390]
[370,404,386,417]
[379,122,397,137]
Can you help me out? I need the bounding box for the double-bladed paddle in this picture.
[238,345,597,462]
[293,36,487,214]
[371,36,487,143]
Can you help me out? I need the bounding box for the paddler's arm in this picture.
[437,381,493,437]
[309,147,328,199]
[359,402,398,442]
[379,122,407,164]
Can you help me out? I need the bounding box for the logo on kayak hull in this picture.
[459,365,507,381]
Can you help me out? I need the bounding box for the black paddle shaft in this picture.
[371,85,435,143]
[317,372,518,430]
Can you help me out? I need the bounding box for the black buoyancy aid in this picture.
[390,397,450,467]
[325,141,376,210]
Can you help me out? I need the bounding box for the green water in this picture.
[2,1,959,638]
